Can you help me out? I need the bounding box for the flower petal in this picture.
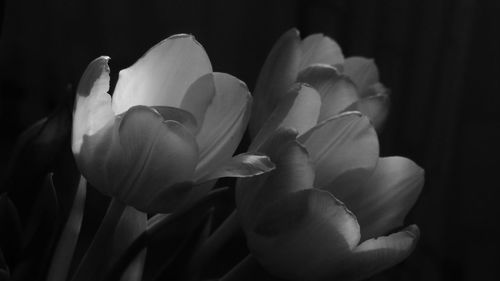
[112,34,213,114]
[201,153,275,182]
[344,94,390,130]
[193,73,252,180]
[151,106,198,135]
[236,129,308,229]
[337,225,420,281]
[250,83,321,151]
[300,34,344,70]
[72,56,114,156]
[297,64,359,122]
[247,189,360,281]
[180,73,216,131]
[299,112,379,192]
[345,157,424,240]
[250,28,301,137]
[343,57,379,98]
[116,106,199,213]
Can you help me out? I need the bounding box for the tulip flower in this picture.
[72,34,274,213]
[236,29,424,281]
[249,29,389,138]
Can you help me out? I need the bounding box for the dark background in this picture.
[1,0,499,280]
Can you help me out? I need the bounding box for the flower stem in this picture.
[71,197,126,281]
[104,187,231,280]
[185,210,240,281]
[47,176,86,281]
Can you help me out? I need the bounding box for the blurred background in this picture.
[1,0,499,280]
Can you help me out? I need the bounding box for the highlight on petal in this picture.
[250,28,302,137]
[344,157,424,240]
[112,34,213,114]
[247,189,360,281]
[299,112,379,193]
[250,83,321,151]
[193,73,252,180]
[72,56,114,155]
[151,106,198,135]
[201,153,275,182]
[300,34,344,71]
[337,225,420,281]
[343,57,379,98]
[297,64,359,121]
[116,106,199,213]
[344,94,390,130]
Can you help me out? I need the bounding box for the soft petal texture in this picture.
[72,56,114,156]
[236,129,306,229]
[300,34,344,70]
[299,112,379,192]
[180,73,216,129]
[112,34,212,114]
[336,225,420,281]
[116,106,199,213]
[150,106,198,135]
[343,57,379,98]
[250,83,321,151]
[250,28,301,137]
[248,189,360,281]
[297,64,359,121]
[202,153,275,182]
[344,94,389,130]
[342,157,424,240]
[192,73,252,180]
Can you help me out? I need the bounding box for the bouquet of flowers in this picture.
[0,29,424,281]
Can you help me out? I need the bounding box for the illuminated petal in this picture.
[151,106,198,135]
[112,34,212,114]
[299,112,379,192]
[344,94,389,130]
[300,34,344,70]
[116,106,199,213]
[72,57,119,192]
[202,153,275,182]
[338,225,420,281]
[250,28,301,137]
[345,157,424,240]
[193,73,252,180]
[248,189,360,281]
[72,56,114,156]
[180,73,215,131]
[343,57,379,98]
[250,83,321,151]
[297,65,358,121]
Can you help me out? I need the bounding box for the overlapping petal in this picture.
[112,34,213,114]
[298,112,379,191]
[250,83,321,151]
[72,34,273,214]
[240,140,420,281]
[186,73,252,180]
[300,34,344,70]
[250,29,301,137]
[343,157,424,240]
[297,64,359,121]
[343,57,379,98]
